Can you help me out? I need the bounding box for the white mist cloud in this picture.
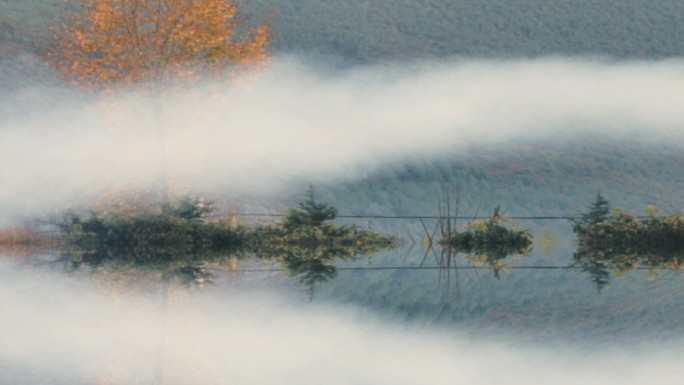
[2,57,684,222]
[5,56,684,384]
[1,259,683,385]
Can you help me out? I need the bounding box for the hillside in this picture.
[315,136,684,221]
[3,0,684,363]
[313,246,684,345]
[244,0,684,62]
[0,0,58,51]
[3,1,684,91]
[297,137,684,344]
[4,1,684,65]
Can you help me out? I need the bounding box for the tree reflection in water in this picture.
[58,189,395,292]
[440,207,533,277]
[572,194,684,291]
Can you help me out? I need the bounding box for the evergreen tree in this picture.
[284,186,338,229]
[573,192,610,233]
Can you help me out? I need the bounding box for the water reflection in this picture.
[572,239,684,291]
[5,203,684,385]
[53,190,395,292]
[6,221,684,297]
[572,194,684,290]
[439,207,533,277]
[5,192,684,297]
[5,215,684,347]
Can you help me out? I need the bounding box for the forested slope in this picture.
[0,0,60,90]
[307,137,684,344]
[314,250,684,345]
[4,1,684,219]
[318,136,684,220]
[244,0,684,62]
[0,0,57,52]
[3,0,684,344]
[4,0,684,64]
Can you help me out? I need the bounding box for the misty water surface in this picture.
[4,57,684,384]
[3,217,684,384]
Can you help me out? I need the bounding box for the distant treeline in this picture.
[4,1,684,65]
[5,0,684,90]
[244,0,684,62]
[315,137,684,227]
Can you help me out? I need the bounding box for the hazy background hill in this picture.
[310,135,684,221]
[5,1,684,63]
[246,0,684,62]
[0,0,57,55]
[4,1,684,216]
[0,0,60,91]
[3,0,684,344]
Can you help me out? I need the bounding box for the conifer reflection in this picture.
[572,194,684,290]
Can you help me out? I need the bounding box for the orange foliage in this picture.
[47,0,271,89]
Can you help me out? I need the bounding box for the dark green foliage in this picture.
[250,189,395,292]
[63,207,248,287]
[573,192,610,232]
[283,250,338,290]
[572,197,684,290]
[64,210,247,267]
[283,186,338,229]
[255,187,392,254]
[62,191,394,289]
[441,207,533,275]
[250,222,393,256]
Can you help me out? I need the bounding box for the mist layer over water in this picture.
[0,58,684,216]
[1,258,683,385]
[3,56,684,383]
[2,57,684,222]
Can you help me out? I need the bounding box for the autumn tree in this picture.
[46,0,271,90]
[44,0,271,198]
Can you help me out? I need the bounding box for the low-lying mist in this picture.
[4,56,684,384]
[1,258,683,385]
[2,56,684,223]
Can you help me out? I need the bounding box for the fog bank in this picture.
[1,259,683,385]
[2,57,684,222]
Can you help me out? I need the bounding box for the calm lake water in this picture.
[2,218,684,384]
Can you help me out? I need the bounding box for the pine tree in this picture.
[284,187,338,229]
